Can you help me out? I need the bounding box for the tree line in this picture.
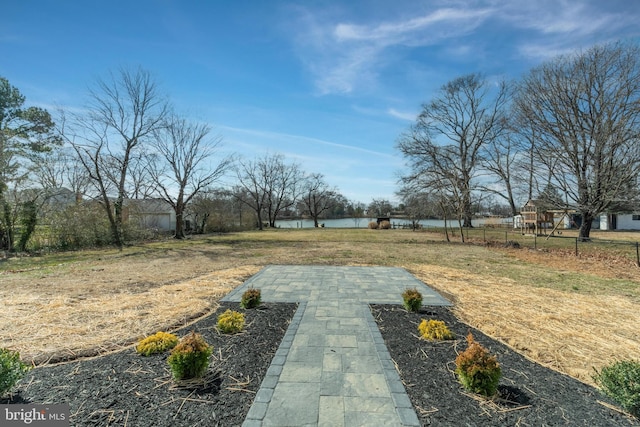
[0,68,368,251]
[2,41,639,251]
[397,41,640,240]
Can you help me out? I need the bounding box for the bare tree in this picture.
[149,116,231,239]
[66,67,168,248]
[397,74,509,229]
[349,200,366,228]
[300,173,337,227]
[367,199,393,218]
[235,153,303,229]
[516,42,640,239]
[480,128,521,216]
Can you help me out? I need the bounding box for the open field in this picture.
[1,228,639,386]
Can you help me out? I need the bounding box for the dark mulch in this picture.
[371,304,640,427]
[3,302,638,427]
[1,302,297,427]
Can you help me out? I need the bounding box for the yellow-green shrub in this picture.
[418,319,455,341]
[136,331,179,356]
[167,331,212,380]
[217,309,245,334]
[455,333,501,397]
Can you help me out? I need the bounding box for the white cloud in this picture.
[288,1,640,95]
[290,5,495,95]
[218,125,395,159]
[387,108,416,121]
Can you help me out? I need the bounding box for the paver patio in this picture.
[221,265,451,427]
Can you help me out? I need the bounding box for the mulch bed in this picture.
[371,304,639,427]
[2,302,638,426]
[1,302,297,427]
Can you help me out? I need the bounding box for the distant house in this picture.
[599,213,640,231]
[123,199,175,232]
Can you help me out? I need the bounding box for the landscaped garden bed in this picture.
[371,304,639,426]
[1,302,297,427]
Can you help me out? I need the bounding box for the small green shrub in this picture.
[368,221,379,229]
[217,309,245,334]
[402,288,422,312]
[593,360,640,417]
[0,348,31,397]
[455,333,501,397]
[241,288,262,309]
[136,331,179,356]
[167,331,212,380]
[418,319,455,341]
[379,220,391,229]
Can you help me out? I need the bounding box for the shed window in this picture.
[632,215,640,221]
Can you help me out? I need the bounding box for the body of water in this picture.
[275,217,491,229]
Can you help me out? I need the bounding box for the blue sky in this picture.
[2,1,640,204]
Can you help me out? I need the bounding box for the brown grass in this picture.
[1,228,639,388]
[408,264,640,385]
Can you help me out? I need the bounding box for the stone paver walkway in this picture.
[221,265,451,427]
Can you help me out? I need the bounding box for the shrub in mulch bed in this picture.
[370,304,640,427]
[0,302,297,427]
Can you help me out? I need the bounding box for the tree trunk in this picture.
[175,213,185,239]
[458,218,465,243]
[579,212,594,241]
[112,198,124,249]
[441,204,450,242]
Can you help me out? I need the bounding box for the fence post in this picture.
[505,231,508,244]
[483,228,486,243]
[575,238,578,257]
[534,233,537,250]
[636,242,639,267]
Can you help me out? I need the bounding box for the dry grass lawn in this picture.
[1,228,639,386]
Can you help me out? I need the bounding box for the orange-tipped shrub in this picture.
[368,221,379,229]
[402,288,422,312]
[379,220,391,229]
[455,333,501,397]
[241,288,262,309]
[167,331,212,380]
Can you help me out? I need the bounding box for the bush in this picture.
[240,288,262,309]
[455,333,501,397]
[368,221,379,229]
[217,309,245,334]
[167,331,212,380]
[379,220,391,229]
[418,319,455,341]
[136,331,179,356]
[593,360,640,417]
[402,288,422,312]
[0,348,31,397]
